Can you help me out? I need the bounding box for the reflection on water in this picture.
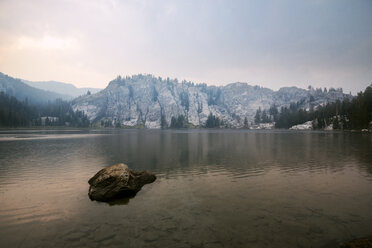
[0,130,371,248]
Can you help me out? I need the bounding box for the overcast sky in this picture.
[0,0,371,94]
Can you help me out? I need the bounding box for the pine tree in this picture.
[333,116,340,130]
[244,117,248,128]
[161,114,167,129]
[206,112,220,128]
[255,108,261,124]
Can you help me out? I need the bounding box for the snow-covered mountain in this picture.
[72,74,352,128]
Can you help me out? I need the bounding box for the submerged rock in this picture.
[340,236,372,248]
[88,163,156,202]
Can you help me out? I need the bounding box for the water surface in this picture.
[0,129,371,248]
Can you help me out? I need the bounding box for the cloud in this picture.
[16,35,79,50]
[0,0,371,93]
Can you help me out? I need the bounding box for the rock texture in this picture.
[72,74,353,128]
[88,163,156,202]
[340,236,372,248]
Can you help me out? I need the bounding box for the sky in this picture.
[0,0,371,94]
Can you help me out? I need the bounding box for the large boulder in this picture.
[88,163,156,202]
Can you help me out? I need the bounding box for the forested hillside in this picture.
[0,92,90,127]
[270,85,372,130]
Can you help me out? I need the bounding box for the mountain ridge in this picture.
[0,71,353,128]
[0,72,70,104]
[72,74,352,128]
[22,80,101,99]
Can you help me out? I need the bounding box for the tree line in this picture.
[167,112,224,129]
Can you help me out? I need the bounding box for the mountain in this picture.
[22,80,101,99]
[0,72,70,104]
[72,74,353,128]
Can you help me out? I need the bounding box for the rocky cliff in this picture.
[72,74,352,128]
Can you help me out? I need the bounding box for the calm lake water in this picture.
[0,129,371,248]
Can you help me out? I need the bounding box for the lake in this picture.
[0,129,371,248]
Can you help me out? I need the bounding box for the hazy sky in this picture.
[0,0,371,93]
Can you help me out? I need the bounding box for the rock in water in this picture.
[88,163,156,202]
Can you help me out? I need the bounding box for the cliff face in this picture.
[72,74,352,128]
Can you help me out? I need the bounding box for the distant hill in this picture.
[0,72,70,104]
[22,80,101,99]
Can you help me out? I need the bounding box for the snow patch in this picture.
[251,123,275,130]
[289,121,313,130]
